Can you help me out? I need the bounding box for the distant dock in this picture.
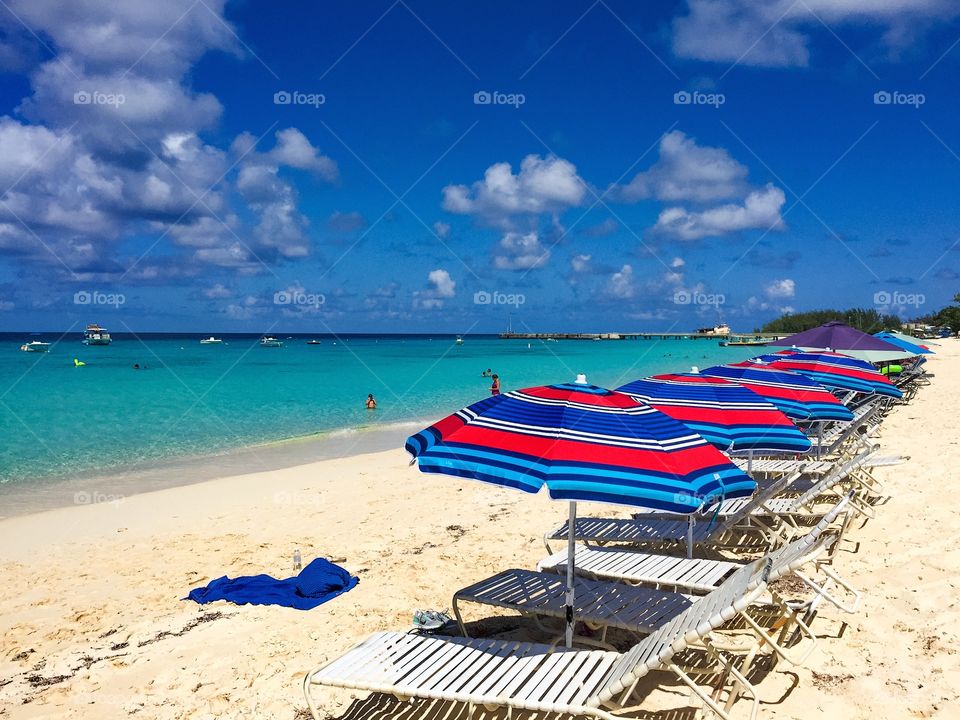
[498,332,783,342]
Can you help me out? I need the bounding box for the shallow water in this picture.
[0,333,756,497]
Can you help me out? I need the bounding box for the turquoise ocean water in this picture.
[0,333,757,495]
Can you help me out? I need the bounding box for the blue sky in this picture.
[0,0,958,333]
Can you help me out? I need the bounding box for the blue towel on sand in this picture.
[186,558,358,610]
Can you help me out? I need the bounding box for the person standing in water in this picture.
[490,374,500,396]
[365,394,377,409]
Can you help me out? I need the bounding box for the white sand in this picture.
[1,341,958,719]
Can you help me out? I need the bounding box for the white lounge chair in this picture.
[304,557,772,720]
[537,493,858,603]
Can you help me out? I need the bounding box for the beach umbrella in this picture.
[767,320,914,363]
[405,376,755,647]
[747,351,903,399]
[699,364,854,422]
[873,332,933,355]
[615,373,812,456]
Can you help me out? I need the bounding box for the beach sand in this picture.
[1,342,959,719]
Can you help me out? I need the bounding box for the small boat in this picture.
[455,336,464,345]
[83,324,111,345]
[199,336,223,345]
[306,340,322,345]
[20,340,50,353]
[697,324,731,337]
[259,336,283,347]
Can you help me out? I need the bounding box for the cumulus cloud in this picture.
[428,269,456,298]
[493,231,550,270]
[608,265,636,299]
[0,0,337,284]
[571,254,593,273]
[442,154,585,226]
[764,278,795,299]
[433,221,451,239]
[203,283,232,299]
[612,131,749,203]
[653,184,786,240]
[672,0,959,67]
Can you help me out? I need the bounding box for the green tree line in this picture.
[759,308,902,334]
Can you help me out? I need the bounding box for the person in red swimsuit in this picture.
[490,374,500,396]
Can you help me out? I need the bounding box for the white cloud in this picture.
[442,154,585,226]
[0,1,337,283]
[653,184,786,240]
[571,254,592,273]
[203,283,232,299]
[608,265,635,299]
[613,131,749,202]
[672,0,959,67]
[493,231,550,270]
[671,257,686,268]
[764,278,795,299]
[428,269,456,298]
[433,221,451,239]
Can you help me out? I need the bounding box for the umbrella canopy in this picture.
[406,381,756,512]
[768,321,902,352]
[879,330,937,348]
[700,364,854,422]
[615,373,812,455]
[406,378,756,647]
[748,351,903,399]
[874,331,933,355]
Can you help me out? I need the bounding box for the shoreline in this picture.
[0,342,956,718]
[0,418,430,520]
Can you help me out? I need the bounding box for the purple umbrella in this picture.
[768,321,911,363]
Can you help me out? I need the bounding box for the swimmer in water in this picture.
[366,393,377,410]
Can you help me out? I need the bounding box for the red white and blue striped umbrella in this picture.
[750,350,903,399]
[406,377,757,647]
[615,373,812,455]
[700,364,854,422]
[406,379,756,513]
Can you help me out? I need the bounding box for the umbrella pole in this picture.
[817,422,824,460]
[686,515,694,559]
[747,448,754,476]
[565,501,576,648]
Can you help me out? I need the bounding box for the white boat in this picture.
[259,336,283,347]
[199,336,223,344]
[455,336,464,345]
[20,340,50,353]
[697,323,731,337]
[83,323,111,345]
